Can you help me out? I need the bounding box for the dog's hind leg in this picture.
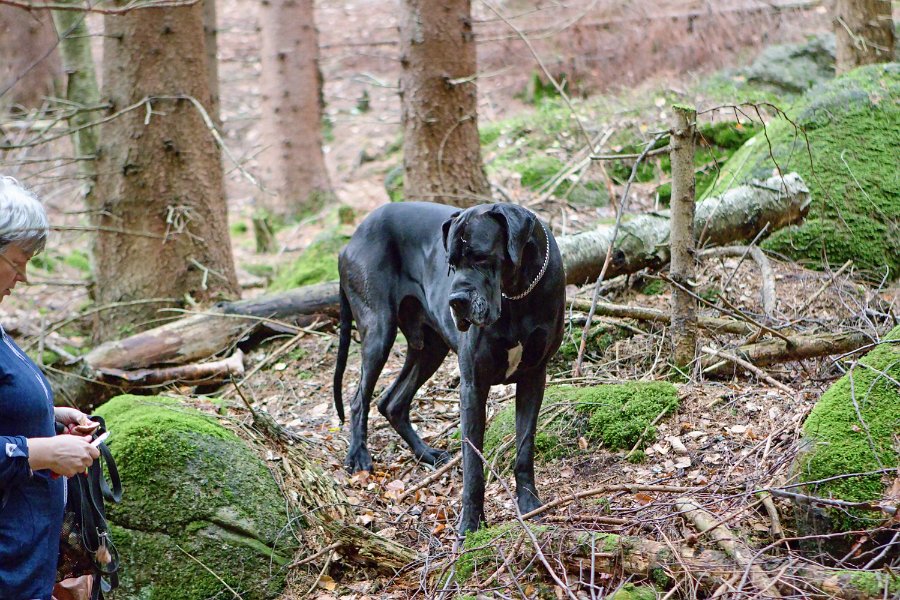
[344,317,397,473]
[377,326,450,466]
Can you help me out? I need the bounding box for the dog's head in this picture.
[441,204,537,331]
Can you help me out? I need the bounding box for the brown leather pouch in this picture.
[52,574,94,600]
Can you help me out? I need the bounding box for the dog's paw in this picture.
[419,447,452,467]
[457,506,487,536]
[518,492,542,517]
[344,446,374,474]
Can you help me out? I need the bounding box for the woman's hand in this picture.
[54,406,99,434]
[27,435,100,477]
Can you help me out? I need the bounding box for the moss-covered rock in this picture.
[610,583,658,600]
[738,33,836,94]
[706,63,900,278]
[268,228,349,291]
[96,395,296,599]
[484,382,679,466]
[794,325,900,537]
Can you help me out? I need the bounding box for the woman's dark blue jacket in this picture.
[0,325,64,600]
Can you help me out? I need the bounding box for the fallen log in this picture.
[496,526,893,600]
[558,172,810,286]
[703,331,872,375]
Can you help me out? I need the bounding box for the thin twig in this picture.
[397,453,462,503]
[700,346,794,396]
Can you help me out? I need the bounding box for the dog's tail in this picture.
[333,285,352,424]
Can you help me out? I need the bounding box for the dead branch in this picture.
[676,498,782,597]
[397,453,462,503]
[700,245,776,316]
[521,483,702,521]
[700,346,794,395]
[702,331,872,375]
[568,298,755,335]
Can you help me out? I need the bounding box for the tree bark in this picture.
[202,0,221,127]
[558,172,811,286]
[0,5,61,111]
[399,0,490,208]
[668,105,698,369]
[257,0,335,220]
[51,1,101,194]
[92,2,239,341]
[833,0,895,75]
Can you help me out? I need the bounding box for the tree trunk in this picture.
[51,1,101,194]
[0,5,61,111]
[202,0,221,127]
[92,3,239,341]
[558,172,811,286]
[257,0,335,220]
[668,105,698,369]
[834,0,895,75]
[399,0,490,208]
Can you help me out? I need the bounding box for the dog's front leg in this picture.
[514,366,546,515]
[458,373,490,536]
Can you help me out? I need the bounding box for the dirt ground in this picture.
[1,1,897,598]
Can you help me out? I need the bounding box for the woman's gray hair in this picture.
[0,176,49,255]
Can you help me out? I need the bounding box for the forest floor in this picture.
[2,1,898,599]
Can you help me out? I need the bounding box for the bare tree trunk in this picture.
[257,0,335,220]
[92,3,239,341]
[668,105,697,370]
[834,0,895,74]
[0,6,61,111]
[202,0,221,127]
[51,2,101,194]
[399,0,490,208]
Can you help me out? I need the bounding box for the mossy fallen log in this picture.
[454,523,898,599]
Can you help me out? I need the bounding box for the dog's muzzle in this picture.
[449,291,493,331]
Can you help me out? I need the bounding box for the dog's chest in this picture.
[505,343,524,378]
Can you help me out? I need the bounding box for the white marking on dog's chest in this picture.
[505,343,524,378]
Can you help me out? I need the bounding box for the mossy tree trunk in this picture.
[668,105,698,369]
[51,1,102,195]
[257,0,335,220]
[399,0,491,208]
[833,0,895,75]
[92,2,240,341]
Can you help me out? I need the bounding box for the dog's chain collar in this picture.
[502,219,550,301]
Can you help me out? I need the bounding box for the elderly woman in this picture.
[0,176,100,600]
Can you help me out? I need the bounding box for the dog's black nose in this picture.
[448,293,469,313]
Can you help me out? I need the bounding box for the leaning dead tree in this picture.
[558,172,811,286]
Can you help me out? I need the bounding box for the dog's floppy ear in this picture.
[491,204,536,270]
[442,212,461,253]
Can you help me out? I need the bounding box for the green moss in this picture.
[484,382,679,467]
[455,523,515,582]
[384,165,404,202]
[63,250,91,273]
[845,570,900,596]
[517,154,565,190]
[456,523,547,583]
[798,325,900,530]
[575,382,680,450]
[611,583,657,600]
[707,63,900,278]
[230,220,249,235]
[95,395,296,599]
[558,324,630,362]
[639,278,665,296]
[268,229,349,291]
[29,253,57,273]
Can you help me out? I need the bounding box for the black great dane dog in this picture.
[333,202,565,534]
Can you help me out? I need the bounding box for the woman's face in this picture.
[0,243,32,303]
